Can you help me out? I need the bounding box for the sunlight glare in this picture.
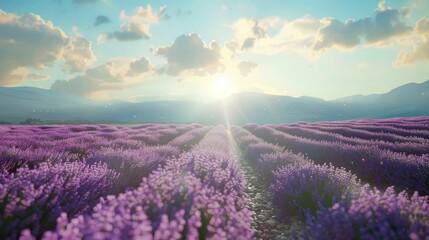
[211,75,233,99]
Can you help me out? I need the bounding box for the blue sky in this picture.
[0,0,428,101]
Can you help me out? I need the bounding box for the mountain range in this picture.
[1,80,428,124]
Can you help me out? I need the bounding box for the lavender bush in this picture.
[0,162,119,239]
[305,185,429,240]
[271,163,361,220]
[85,145,180,190]
[257,151,307,180]
[272,124,429,155]
[43,171,253,240]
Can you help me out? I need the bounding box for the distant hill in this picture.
[0,87,99,123]
[0,80,428,124]
[333,80,429,119]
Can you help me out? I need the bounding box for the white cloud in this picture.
[396,36,429,64]
[51,57,154,97]
[377,1,390,11]
[224,40,240,54]
[154,33,224,76]
[416,17,429,34]
[63,36,96,73]
[0,9,95,85]
[229,2,414,58]
[127,57,154,76]
[396,17,429,65]
[98,5,165,42]
[313,6,411,52]
[237,61,258,77]
[231,17,281,51]
[51,62,125,97]
[255,16,322,56]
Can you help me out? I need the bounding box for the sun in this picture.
[211,75,233,99]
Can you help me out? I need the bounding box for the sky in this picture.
[0,0,428,102]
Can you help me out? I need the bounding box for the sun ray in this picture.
[210,74,234,100]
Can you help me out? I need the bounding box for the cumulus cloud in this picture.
[126,57,154,76]
[416,17,429,34]
[231,17,280,51]
[98,5,165,42]
[154,33,224,76]
[229,16,322,56]
[63,36,96,72]
[229,16,319,57]
[51,57,154,97]
[0,10,66,84]
[225,40,240,54]
[396,37,429,64]
[377,1,390,11]
[396,17,429,65]
[237,61,258,77]
[51,62,124,97]
[0,9,95,85]
[229,2,414,57]
[94,15,110,26]
[313,6,412,52]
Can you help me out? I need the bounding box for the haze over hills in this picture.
[0,80,428,124]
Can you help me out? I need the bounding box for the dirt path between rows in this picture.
[228,132,298,239]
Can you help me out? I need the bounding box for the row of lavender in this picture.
[40,125,253,239]
[0,124,212,239]
[245,120,429,195]
[290,121,429,141]
[232,125,429,239]
[0,124,203,172]
[270,124,429,155]
[1,117,427,239]
[310,116,429,131]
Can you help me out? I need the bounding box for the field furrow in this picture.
[228,130,294,239]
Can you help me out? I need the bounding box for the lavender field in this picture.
[0,117,429,239]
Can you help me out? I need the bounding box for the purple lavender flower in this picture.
[246,124,429,195]
[44,170,253,239]
[305,185,429,240]
[85,145,180,190]
[0,162,119,239]
[271,163,360,219]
